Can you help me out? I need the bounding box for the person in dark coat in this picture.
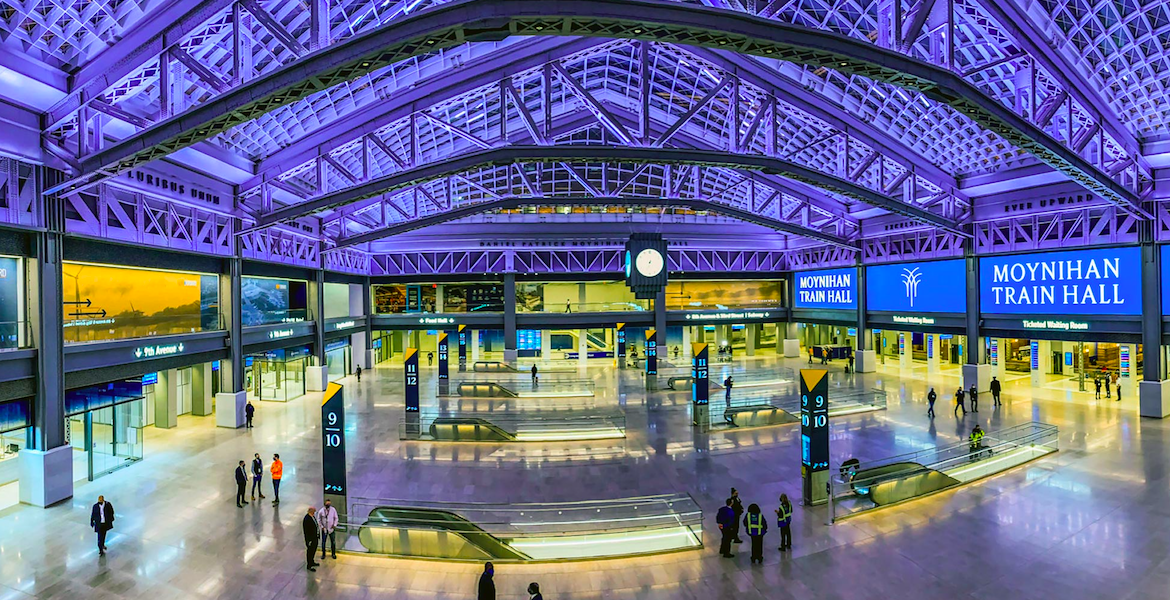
[728,487,745,544]
[954,387,966,416]
[969,383,979,412]
[355,365,362,381]
[245,401,255,428]
[478,562,496,600]
[234,460,249,507]
[527,582,544,600]
[715,498,736,558]
[90,495,115,555]
[990,376,1002,406]
[927,387,937,418]
[303,507,320,571]
[743,503,768,564]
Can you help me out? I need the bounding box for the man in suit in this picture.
[235,460,249,507]
[90,495,115,555]
[303,507,320,572]
[478,562,495,600]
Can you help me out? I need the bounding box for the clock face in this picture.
[635,248,664,278]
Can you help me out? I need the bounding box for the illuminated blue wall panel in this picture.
[979,247,1141,316]
[793,267,857,310]
[866,259,966,313]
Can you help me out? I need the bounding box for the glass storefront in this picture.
[326,339,351,381]
[0,255,26,351]
[66,382,146,482]
[987,338,1142,380]
[247,346,310,402]
[0,399,31,510]
[374,283,506,314]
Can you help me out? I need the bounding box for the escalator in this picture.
[721,404,799,428]
[848,461,959,506]
[358,506,530,560]
[457,382,519,398]
[473,361,520,373]
[429,417,515,441]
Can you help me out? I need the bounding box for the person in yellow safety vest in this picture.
[775,494,793,552]
[742,503,768,564]
[969,425,985,453]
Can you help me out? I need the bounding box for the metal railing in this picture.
[521,301,651,313]
[828,422,1058,521]
[399,409,626,442]
[341,493,703,562]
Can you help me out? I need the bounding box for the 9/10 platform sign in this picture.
[321,382,347,503]
[404,348,419,412]
[800,369,829,505]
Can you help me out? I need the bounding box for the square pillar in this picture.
[578,329,588,368]
[898,332,911,371]
[540,330,552,361]
[745,324,759,356]
[192,362,213,416]
[682,326,692,359]
[1140,380,1170,418]
[307,365,329,392]
[154,369,177,429]
[854,349,877,373]
[471,329,481,361]
[216,390,247,428]
[503,274,517,363]
[19,446,72,507]
[1030,340,1051,388]
[964,363,991,393]
[926,334,941,374]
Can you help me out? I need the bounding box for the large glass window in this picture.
[324,283,351,319]
[373,283,505,313]
[516,281,646,312]
[62,262,219,343]
[242,276,308,325]
[0,255,26,350]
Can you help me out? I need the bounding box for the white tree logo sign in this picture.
[901,267,923,308]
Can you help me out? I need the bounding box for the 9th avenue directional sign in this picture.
[134,342,186,360]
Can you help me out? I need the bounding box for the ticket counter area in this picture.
[874,330,966,371]
[0,399,31,510]
[247,345,310,402]
[987,337,1142,390]
[798,323,857,360]
[66,381,146,482]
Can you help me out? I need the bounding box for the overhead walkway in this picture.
[344,494,703,562]
[829,422,1059,521]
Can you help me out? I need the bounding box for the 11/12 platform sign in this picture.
[800,369,829,505]
[404,348,419,412]
[321,382,347,501]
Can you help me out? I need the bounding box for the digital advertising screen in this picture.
[979,247,1141,315]
[793,267,857,310]
[866,259,966,313]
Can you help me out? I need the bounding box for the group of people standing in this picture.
[924,377,1004,419]
[715,487,794,564]
[477,563,544,600]
[234,453,283,507]
[1093,369,1122,401]
[301,500,340,571]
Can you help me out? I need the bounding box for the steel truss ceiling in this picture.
[12,0,1167,258]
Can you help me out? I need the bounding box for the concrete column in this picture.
[540,329,552,361]
[435,284,444,313]
[1030,341,1051,388]
[154,370,177,429]
[926,334,941,374]
[471,329,481,361]
[579,282,587,312]
[192,362,213,416]
[216,256,246,429]
[961,254,990,392]
[898,332,911,371]
[352,280,373,369]
[745,324,758,356]
[782,322,800,357]
[682,326,692,359]
[22,218,72,507]
[311,269,326,366]
[578,328,587,368]
[717,325,731,350]
[503,274,517,362]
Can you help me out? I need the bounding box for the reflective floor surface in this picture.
[0,352,1164,600]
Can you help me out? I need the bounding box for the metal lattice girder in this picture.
[974,205,1141,254]
[48,0,1148,219]
[784,244,858,271]
[238,226,321,267]
[62,183,236,255]
[250,145,964,235]
[322,246,371,274]
[0,158,43,229]
[367,247,794,275]
[862,229,965,264]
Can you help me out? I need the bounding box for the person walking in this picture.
[90,495,115,555]
[723,376,734,407]
[317,499,339,560]
[969,383,979,413]
[743,503,768,564]
[270,454,283,505]
[927,387,937,418]
[235,460,249,507]
[245,401,255,429]
[808,347,814,365]
[775,494,793,552]
[478,562,496,600]
[531,364,538,387]
[427,351,434,366]
[728,488,745,544]
[716,498,736,558]
[1094,376,1102,399]
[954,387,966,416]
[847,352,855,374]
[527,582,544,600]
[565,298,571,313]
[302,507,320,572]
[1105,373,1111,398]
[355,365,362,382]
[251,453,266,501]
[1116,381,1122,403]
[990,376,1002,407]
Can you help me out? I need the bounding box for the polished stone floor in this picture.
[0,349,1164,600]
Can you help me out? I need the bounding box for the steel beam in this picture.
[51,0,1144,218]
[253,145,965,235]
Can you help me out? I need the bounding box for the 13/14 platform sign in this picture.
[800,369,829,505]
[321,382,347,499]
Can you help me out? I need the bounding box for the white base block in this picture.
[503,349,517,363]
[963,363,991,393]
[19,445,73,507]
[1140,380,1170,418]
[216,391,247,429]
[854,350,876,373]
[783,339,801,358]
[307,365,328,392]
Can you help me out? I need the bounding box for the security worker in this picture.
[969,424,985,455]
[969,383,979,412]
[775,494,793,552]
[743,503,768,564]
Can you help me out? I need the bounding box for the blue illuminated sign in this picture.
[866,259,966,313]
[980,247,1141,315]
[1162,245,1170,315]
[793,267,857,310]
[141,372,158,385]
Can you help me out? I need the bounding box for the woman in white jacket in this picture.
[316,499,339,560]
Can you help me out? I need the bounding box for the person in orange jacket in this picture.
[270,454,283,505]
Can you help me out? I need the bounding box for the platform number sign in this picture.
[457,325,467,367]
[437,333,449,381]
[404,348,419,412]
[645,329,657,376]
[616,323,626,363]
[321,383,347,499]
[800,369,830,471]
[692,343,709,406]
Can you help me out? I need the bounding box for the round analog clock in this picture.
[635,248,664,278]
